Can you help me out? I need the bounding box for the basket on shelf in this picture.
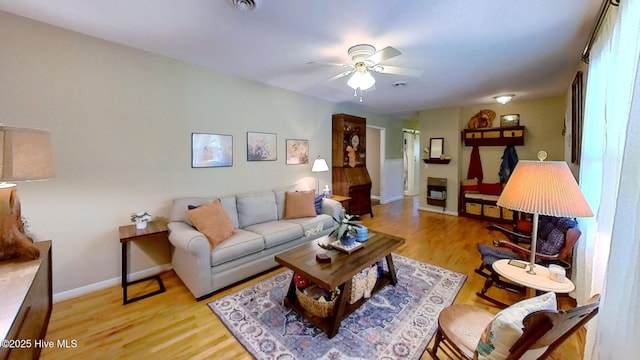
[349,265,378,304]
[296,288,337,318]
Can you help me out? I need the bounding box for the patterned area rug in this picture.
[208,254,466,360]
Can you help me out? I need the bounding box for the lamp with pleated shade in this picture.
[0,125,55,260]
[497,151,593,274]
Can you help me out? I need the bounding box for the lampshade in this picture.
[0,125,55,261]
[312,157,329,173]
[497,152,592,275]
[494,94,515,105]
[1,126,55,183]
[497,159,593,218]
[347,70,376,91]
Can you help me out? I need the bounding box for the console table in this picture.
[1,241,52,360]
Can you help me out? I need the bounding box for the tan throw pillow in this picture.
[185,199,236,249]
[284,190,317,219]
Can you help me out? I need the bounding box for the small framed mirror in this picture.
[429,138,444,159]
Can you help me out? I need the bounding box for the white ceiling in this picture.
[0,0,602,117]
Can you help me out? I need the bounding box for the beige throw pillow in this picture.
[185,199,236,249]
[284,190,317,219]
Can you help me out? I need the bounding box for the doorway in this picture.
[403,129,420,196]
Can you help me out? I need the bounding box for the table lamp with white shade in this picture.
[496,151,593,275]
[311,156,329,194]
[0,125,55,261]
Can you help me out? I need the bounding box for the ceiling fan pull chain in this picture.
[359,88,364,102]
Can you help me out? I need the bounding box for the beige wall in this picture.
[0,12,400,298]
[418,107,462,214]
[417,95,567,214]
[460,96,567,183]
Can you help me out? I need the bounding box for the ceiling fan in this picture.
[312,44,423,101]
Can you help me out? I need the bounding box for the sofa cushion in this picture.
[461,177,480,193]
[170,196,239,228]
[237,192,278,228]
[210,229,264,266]
[284,190,316,219]
[479,182,503,196]
[185,200,236,249]
[285,214,333,237]
[244,220,303,248]
[538,228,566,255]
[275,190,286,219]
[477,292,557,360]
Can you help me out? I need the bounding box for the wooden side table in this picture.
[330,195,351,213]
[119,220,168,305]
[492,259,575,298]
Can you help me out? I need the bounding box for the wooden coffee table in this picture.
[275,231,405,338]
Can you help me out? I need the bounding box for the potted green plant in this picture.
[131,211,152,229]
[331,214,361,246]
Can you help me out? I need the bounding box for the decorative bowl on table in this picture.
[341,229,357,247]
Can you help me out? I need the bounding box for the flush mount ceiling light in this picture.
[494,94,515,105]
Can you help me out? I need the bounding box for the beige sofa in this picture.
[167,190,343,300]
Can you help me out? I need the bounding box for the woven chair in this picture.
[475,216,580,307]
[426,293,600,360]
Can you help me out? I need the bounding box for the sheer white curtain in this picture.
[575,0,640,358]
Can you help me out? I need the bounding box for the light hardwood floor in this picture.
[41,196,584,359]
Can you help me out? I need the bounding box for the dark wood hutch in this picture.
[332,113,373,217]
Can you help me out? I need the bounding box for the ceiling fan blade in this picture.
[373,65,423,77]
[366,46,401,65]
[325,69,354,82]
[307,61,352,68]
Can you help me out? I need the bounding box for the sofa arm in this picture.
[167,221,214,299]
[322,197,344,221]
[167,222,210,260]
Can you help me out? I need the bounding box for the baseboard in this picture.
[418,206,459,217]
[53,263,173,303]
[380,195,404,204]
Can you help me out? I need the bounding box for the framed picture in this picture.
[429,138,444,159]
[247,132,277,161]
[191,133,233,168]
[286,139,309,165]
[571,71,584,164]
[500,114,520,127]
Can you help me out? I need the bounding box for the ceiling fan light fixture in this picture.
[347,70,375,90]
[494,94,515,105]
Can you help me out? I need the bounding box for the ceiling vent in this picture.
[232,0,259,11]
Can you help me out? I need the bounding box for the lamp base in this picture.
[526,264,537,275]
[0,186,40,261]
